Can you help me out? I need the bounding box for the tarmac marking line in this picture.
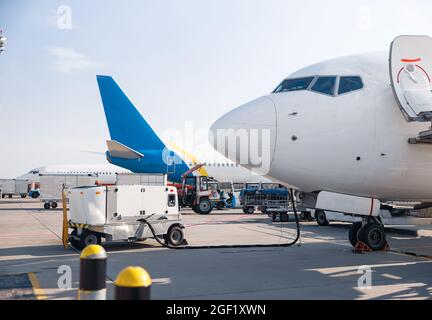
[28,272,47,300]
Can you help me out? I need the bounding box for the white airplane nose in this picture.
[209,96,277,175]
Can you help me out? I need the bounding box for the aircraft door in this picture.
[390,35,432,122]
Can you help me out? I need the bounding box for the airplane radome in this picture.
[211,35,432,251]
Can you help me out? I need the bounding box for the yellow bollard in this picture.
[78,245,107,300]
[114,266,152,300]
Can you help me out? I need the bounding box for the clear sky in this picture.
[0,0,431,178]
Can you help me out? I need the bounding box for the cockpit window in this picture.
[338,76,363,94]
[273,77,315,93]
[311,76,337,96]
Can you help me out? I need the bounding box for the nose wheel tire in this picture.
[358,223,386,251]
[349,222,363,247]
[315,210,330,226]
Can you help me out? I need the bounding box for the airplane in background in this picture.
[96,75,270,185]
[210,35,432,251]
[16,164,130,186]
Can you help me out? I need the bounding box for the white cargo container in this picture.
[0,179,15,198]
[68,185,184,249]
[14,180,29,198]
[39,174,97,209]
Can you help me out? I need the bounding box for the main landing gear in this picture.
[349,217,389,252]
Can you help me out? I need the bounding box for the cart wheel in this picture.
[51,202,58,209]
[197,199,212,215]
[21,194,27,199]
[69,230,80,249]
[8,194,12,199]
[280,212,289,222]
[272,213,277,222]
[246,207,255,215]
[166,225,184,247]
[44,202,51,210]
[79,231,101,249]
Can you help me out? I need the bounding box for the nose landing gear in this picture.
[349,218,390,253]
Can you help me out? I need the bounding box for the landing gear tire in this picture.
[197,199,212,215]
[79,230,101,249]
[315,210,330,226]
[51,202,58,209]
[280,212,290,222]
[358,223,386,251]
[44,202,51,210]
[166,225,185,247]
[349,222,363,247]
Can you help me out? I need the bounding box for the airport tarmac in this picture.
[1,198,432,300]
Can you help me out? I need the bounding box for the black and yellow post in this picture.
[114,266,152,300]
[61,189,68,249]
[78,244,107,300]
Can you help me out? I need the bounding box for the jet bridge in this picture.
[390,35,432,144]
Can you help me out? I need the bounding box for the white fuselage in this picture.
[16,164,130,184]
[211,52,432,202]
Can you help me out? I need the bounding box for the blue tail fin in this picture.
[96,75,165,152]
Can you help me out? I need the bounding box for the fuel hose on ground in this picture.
[139,188,301,250]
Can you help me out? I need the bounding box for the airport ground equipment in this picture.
[208,181,241,210]
[78,245,107,300]
[0,179,28,198]
[241,183,290,220]
[68,184,185,249]
[115,267,152,300]
[39,174,97,209]
[28,189,40,198]
[178,165,213,215]
[209,181,244,209]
